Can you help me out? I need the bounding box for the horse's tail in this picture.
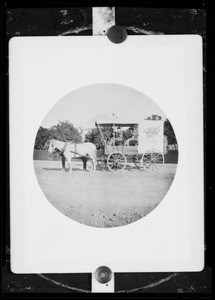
[93,145,97,167]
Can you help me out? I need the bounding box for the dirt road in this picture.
[34,160,177,228]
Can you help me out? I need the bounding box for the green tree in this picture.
[164,119,177,145]
[146,114,162,120]
[34,120,82,150]
[85,126,113,149]
[85,126,137,148]
[49,120,82,143]
[34,126,50,150]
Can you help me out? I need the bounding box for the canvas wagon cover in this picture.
[138,120,164,154]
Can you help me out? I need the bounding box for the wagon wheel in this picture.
[107,152,127,173]
[133,154,142,168]
[141,149,164,171]
[86,158,95,172]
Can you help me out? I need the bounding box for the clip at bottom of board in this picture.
[91,266,114,293]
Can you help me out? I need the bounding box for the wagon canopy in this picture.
[95,117,139,127]
[95,117,164,154]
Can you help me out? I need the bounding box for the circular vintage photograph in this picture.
[33,83,178,228]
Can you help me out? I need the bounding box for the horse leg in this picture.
[93,157,97,172]
[60,154,66,171]
[68,159,73,173]
[64,152,72,173]
[89,153,96,172]
[93,151,97,171]
[82,157,87,171]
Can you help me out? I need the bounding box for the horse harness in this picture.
[59,142,80,158]
[58,141,67,156]
[69,143,78,158]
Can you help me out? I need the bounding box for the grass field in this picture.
[34,160,177,228]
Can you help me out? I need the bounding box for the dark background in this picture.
[1,0,213,296]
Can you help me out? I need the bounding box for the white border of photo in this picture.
[9,35,204,273]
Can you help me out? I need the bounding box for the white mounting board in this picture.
[10,35,204,273]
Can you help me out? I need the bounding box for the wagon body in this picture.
[105,145,138,156]
[95,118,165,173]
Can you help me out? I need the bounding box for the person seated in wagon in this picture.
[124,126,138,146]
[108,126,123,146]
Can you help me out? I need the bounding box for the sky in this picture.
[41,83,167,129]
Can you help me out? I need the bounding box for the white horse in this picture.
[48,139,97,173]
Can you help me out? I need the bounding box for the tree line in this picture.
[34,120,82,150]
[34,116,177,150]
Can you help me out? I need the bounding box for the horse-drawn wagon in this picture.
[47,118,165,173]
[95,118,165,173]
